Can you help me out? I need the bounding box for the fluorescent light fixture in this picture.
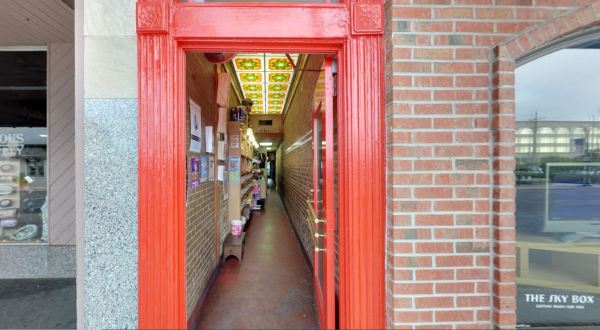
[266,147,272,151]
[259,142,272,147]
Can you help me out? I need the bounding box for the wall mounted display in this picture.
[515,46,600,327]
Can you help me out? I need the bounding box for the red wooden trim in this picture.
[323,57,336,329]
[338,36,386,329]
[137,31,187,329]
[137,1,169,34]
[173,5,349,40]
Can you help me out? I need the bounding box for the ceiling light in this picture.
[259,142,272,147]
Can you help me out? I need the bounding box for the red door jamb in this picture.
[137,1,385,329]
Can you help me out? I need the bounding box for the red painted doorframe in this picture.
[136,1,386,329]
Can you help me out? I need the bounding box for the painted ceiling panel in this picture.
[233,53,298,114]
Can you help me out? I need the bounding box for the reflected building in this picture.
[516,121,600,157]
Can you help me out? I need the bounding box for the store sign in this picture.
[0,133,25,157]
[518,287,600,325]
[524,293,595,307]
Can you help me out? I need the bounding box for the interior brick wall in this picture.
[281,55,325,263]
[185,53,238,318]
[385,0,597,328]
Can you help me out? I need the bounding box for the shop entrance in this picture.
[136,1,385,328]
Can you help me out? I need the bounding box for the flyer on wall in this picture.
[200,155,208,183]
[190,99,202,141]
[208,155,215,181]
[190,156,199,189]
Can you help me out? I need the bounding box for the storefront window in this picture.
[515,41,600,327]
[0,50,48,243]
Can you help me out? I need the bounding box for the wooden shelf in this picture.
[228,121,255,225]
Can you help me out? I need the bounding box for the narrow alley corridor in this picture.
[197,192,318,329]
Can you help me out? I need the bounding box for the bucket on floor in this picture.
[231,220,243,235]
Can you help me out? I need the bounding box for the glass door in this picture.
[309,57,335,329]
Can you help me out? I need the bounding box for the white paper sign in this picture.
[205,126,214,154]
[218,165,225,181]
[190,99,202,140]
[189,137,201,153]
[217,140,226,161]
[217,107,227,135]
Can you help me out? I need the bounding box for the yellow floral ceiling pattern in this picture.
[233,53,298,114]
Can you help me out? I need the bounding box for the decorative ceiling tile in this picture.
[268,57,293,70]
[245,92,263,99]
[242,84,262,92]
[233,53,298,114]
[268,84,288,92]
[268,73,291,83]
[235,57,262,71]
[240,73,262,83]
[268,93,285,99]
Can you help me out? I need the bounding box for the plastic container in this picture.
[231,220,243,236]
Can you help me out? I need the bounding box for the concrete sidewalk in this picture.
[0,278,76,329]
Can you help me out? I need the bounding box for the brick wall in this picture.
[185,53,237,318]
[385,0,597,328]
[281,55,325,263]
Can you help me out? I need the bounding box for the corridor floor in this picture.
[197,191,318,329]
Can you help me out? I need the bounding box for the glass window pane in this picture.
[0,51,47,244]
[515,46,600,327]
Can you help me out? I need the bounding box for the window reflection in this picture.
[515,46,600,327]
[0,51,47,244]
[0,128,48,242]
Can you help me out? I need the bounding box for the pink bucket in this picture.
[231,220,243,235]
